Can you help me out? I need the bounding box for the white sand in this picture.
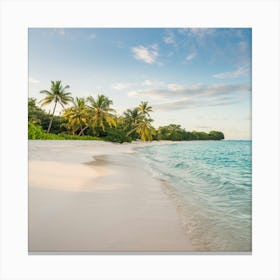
[29,140,192,252]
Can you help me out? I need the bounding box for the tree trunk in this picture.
[47,101,58,133]
[78,124,84,136]
[78,125,88,136]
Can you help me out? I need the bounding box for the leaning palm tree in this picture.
[123,107,141,128]
[40,80,73,133]
[86,94,116,135]
[63,97,89,135]
[138,101,153,117]
[127,117,155,141]
[125,102,154,141]
[123,107,142,139]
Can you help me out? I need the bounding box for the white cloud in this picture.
[213,66,249,79]
[167,83,187,91]
[128,83,250,102]
[128,90,139,97]
[131,44,159,64]
[112,79,165,92]
[143,80,153,86]
[29,77,40,84]
[152,97,241,112]
[128,89,167,100]
[112,83,131,90]
[186,52,196,61]
[143,79,164,87]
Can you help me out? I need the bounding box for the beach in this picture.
[28,140,192,252]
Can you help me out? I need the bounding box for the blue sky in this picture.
[29,28,251,139]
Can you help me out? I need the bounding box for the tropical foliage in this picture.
[63,97,89,136]
[86,95,117,136]
[40,80,73,133]
[29,81,224,143]
[156,124,224,141]
[125,102,155,141]
[28,122,101,140]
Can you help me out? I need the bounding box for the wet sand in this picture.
[28,140,192,252]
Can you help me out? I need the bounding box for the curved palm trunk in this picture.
[78,125,88,136]
[79,124,84,136]
[47,101,58,133]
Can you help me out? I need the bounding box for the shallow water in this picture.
[136,140,252,252]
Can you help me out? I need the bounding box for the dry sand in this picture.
[28,140,192,252]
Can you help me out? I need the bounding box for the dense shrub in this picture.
[155,124,224,141]
[28,122,46,139]
[28,123,65,140]
[208,131,225,140]
[105,128,132,143]
[28,122,128,142]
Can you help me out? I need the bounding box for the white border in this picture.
[1,0,279,279]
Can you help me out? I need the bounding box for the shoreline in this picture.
[29,140,193,252]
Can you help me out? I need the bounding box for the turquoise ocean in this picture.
[136,140,252,252]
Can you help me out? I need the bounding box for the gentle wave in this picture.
[136,140,252,252]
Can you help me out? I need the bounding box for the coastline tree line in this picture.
[28,80,224,143]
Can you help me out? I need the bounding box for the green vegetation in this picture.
[28,122,102,140]
[28,80,224,143]
[156,124,224,141]
[40,80,73,133]
[126,101,155,141]
[86,95,117,136]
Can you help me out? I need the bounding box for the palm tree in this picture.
[127,117,155,141]
[86,94,116,135]
[125,102,155,141]
[123,108,141,128]
[63,97,89,135]
[40,80,73,133]
[123,108,141,139]
[138,101,153,117]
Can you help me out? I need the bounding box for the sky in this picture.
[29,28,252,140]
